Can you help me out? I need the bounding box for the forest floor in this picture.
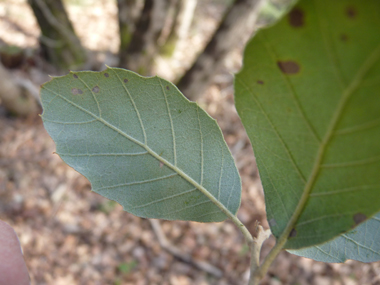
[0,0,380,284]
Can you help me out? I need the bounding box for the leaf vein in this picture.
[335,117,380,135]
[163,200,212,216]
[310,185,380,197]
[342,234,380,255]
[296,212,356,227]
[321,155,380,168]
[57,152,148,157]
[133,188,197,209]
[42,118,97,125]
[95,173,178,191]
[78,76,102,116]
[111,69,147,145]
[197,105,204,186]
[159,79,177,166]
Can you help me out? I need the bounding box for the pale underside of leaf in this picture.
[288,211,380,263]
[41,68,241,223]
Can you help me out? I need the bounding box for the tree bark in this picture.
[119,0,170,75]
[118,0,140,59]
[160,0,197,57]
[177,0,265,100]
[28,0,86,70]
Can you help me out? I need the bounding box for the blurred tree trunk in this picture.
[177,0,265,100]
[160,0,197,57]
[117,0,140,58]
[119,0,170,75]
[28,0,86,70]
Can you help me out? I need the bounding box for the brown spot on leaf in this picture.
[166,86,170,90]
[289,228,297,238]
[340,34,349,42]
[277,61,300,74]
[124,78,128,83]
[92,86,100,93]
[159,162,164,168]
[288,7,304,27]
[71,88,79,95]
[73,74,78,79]
[257,80,264,85]
[104,73,109,78]
[353,213,367,225]
[78,89,83,94]
[346,6,357,19]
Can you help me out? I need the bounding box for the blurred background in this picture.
[0,0,379,284]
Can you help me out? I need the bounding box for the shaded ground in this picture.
[0,0,380,284]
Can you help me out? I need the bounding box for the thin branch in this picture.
[149,219,223,277]
[249,233,286,285]
[14,77,41,106]
[250,223,271,273]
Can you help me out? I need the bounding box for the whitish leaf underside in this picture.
[41,68,241,222]
[289,211,380,262]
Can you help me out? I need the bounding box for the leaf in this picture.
[41,67,241,222]
[288,211,380,262]
[235,0,380,249]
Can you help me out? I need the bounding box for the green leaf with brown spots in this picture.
[41,67,241,222]
[235,0,380,250]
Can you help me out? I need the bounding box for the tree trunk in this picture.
[28,0,86,70]
[160,0,197,57]
[118,0,140,59]
[119,0,170,75]
[177,0,265,100]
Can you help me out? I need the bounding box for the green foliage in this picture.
[289,211,380,262]
[41,67,241,223]
[235,0,380,250]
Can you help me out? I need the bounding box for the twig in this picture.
[250,223,271,273]
[149,219,223,278]
[248,223,271,285]
[14,78,41,107]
